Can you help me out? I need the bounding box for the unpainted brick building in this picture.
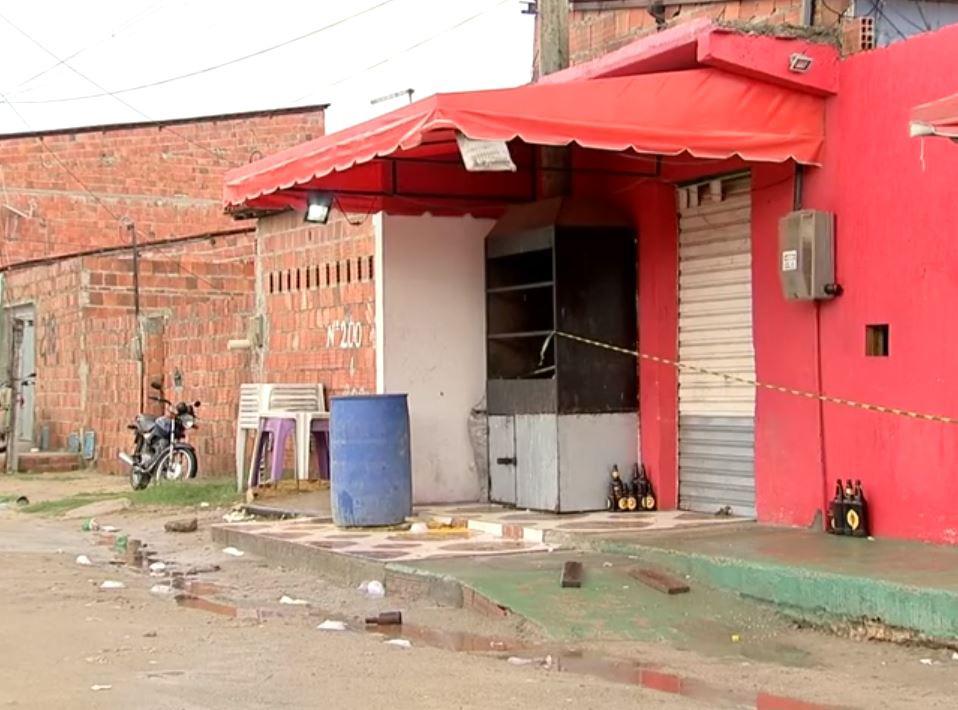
[1,106,327,474]
[566,0,858,64]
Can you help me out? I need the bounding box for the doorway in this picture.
[676,175,756,517]
[10,305,36,446]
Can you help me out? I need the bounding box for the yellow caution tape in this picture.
[554,331,958,425]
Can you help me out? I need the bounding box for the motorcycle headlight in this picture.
[182,414,195,429]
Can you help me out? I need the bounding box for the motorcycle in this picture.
[119,380,201,490]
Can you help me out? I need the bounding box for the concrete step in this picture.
[16,451,85,473]
[586,524,958,642]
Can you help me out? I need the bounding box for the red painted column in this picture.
[750,163,824,527]
[635,181,679,509]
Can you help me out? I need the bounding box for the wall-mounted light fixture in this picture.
[304,191,334,224]
[789,53,814,73]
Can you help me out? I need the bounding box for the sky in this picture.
[0,0,535,135]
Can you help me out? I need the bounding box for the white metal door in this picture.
[12,306,36,444]
[677,175,756,517]
[488,415,516,505]
[515,414,558,512]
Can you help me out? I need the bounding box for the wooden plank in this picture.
[561,561,584,588]
[629,567,690,595]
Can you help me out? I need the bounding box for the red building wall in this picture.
[573,24,958,543]
[801,25,958,542]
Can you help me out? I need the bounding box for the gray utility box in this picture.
[778,209,836,300]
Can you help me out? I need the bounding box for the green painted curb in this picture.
[590,539,958,640]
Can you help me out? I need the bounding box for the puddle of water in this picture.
[501,649,838,710]
[376,623,528,653]
[175,594,239,618]
[756,693,834,710]
[180,580,228,596]
[171,590,837,710]
[174,593,326,623]
[535,650,742,705]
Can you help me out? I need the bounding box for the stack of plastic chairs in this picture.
[245,384,330,489]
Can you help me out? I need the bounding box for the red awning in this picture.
[225,67,824,213]
[910,92,958,139]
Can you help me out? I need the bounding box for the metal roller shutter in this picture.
[677,175,756,517]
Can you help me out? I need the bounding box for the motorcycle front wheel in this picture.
[130,468,150,490]
[156,446,198,481]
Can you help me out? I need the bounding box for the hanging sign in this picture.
[456,132,517,172]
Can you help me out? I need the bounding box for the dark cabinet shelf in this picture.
[485,198,640,512]
[486,281,554,294]
[485,199,636,416]
[487,330,553,340]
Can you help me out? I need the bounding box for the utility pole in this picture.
[5,318,22,473]
[534,0,571,197]
[128,222,144,412]
[534,0,569,79]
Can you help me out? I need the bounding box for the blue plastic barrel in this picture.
[330,394,412,527]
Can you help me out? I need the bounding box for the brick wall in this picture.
[1,104,329,476]
[568,1,849,64]
[3,259,86,449]
[254,211,377,397]
[0,107,326,267]
[4,232,255,474]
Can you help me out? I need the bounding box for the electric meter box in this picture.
[778,209,835,300]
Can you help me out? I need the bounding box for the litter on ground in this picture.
[279,595,309,606]
[317,620,347,631]
[358,580,385,598]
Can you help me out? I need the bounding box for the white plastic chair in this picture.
[235,384,265,492]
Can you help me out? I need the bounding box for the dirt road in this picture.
[2,475,958,709]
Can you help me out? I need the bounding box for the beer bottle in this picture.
[638,464,656,511]
[828,479,845,535]
[608,465,627,512]
[846,480,868,538]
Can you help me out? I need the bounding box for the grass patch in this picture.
[19,479,239,515]
[129,479,240,508]
[15,473,84,482]
[22,493,118,516]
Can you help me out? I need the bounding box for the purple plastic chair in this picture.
[248,417,330,488]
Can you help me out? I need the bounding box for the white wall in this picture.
[377,214,492,504]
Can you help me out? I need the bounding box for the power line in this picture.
[0,90,233,292]
[0,10,240,164]
[0,0,173,97]
[293,0,514,104]
[869,0,909,41]
[0,0,402,105]
[0,91,127,224]
[914,1,933,33]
